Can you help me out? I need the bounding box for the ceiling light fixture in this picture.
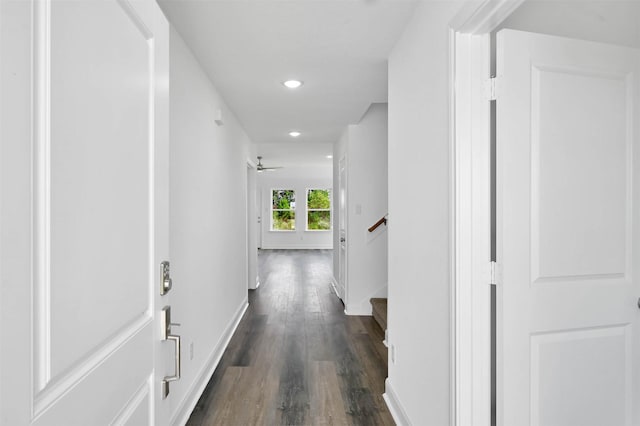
[283,80,303,89]
[326,155,333,159]
[289,131,301,137]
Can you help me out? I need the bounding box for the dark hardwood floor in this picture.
[186,249,393,426]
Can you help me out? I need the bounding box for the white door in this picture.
[338,156,347,301]
[257,189,263,249]
[0,0,171,424]
[247,164,258,289]
[497,29,640,426]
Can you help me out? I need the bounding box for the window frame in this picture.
[270,188,296,232]
[305,188,332,232]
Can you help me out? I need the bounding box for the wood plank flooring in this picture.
[186,249,393,426]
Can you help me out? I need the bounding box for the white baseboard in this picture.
[383,378,411,426]
[330,276,344,301]
[260,244,333,250]
[172,300,249,426]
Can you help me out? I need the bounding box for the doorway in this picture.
[247,161,259,290]
[453,1,640,425]
[337,155,348,302]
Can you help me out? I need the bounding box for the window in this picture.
[271,189,296,231]
[307,189,331,231]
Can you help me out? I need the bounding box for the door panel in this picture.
[531,325,630,426]
[49,0,151,380]
[497,29,640,426]
[0,0,169,424]
[532,66,628,282]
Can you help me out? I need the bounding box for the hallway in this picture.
[186,250,393,426]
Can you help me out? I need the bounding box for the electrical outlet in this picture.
[190,342,194,360]
[391,344,396,364]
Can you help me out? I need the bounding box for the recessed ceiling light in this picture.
[326,155,333,159]
[289,131,301,137]
[283,80,303,89]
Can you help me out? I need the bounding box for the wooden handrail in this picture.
[368,215,388,233]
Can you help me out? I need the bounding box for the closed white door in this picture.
[497,29,640,426]
[247,164,258,289]
[0,0,171,424]
[338,156,347,301]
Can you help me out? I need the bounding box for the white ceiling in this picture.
[157,0,417,167]
[500,0,640,49]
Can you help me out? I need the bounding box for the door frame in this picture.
[246,159,259,290]
[449,1,525,425]
[337,154,348,304]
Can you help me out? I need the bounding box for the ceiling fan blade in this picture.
[256,156,282,172]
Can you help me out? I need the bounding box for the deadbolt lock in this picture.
[160,261,172,296]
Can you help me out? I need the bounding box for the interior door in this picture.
[257,189,263,249]
[0,0,170,424]
[247,163,258,289]
[338,156,347,301]
[497,29,640,426]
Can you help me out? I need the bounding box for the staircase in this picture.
[370,298,387,332]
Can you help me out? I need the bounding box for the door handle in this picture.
[340,237,345,243]
[161,306,181,399]
[162,334,181,394]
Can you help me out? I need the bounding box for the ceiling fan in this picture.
[256,156,282,172]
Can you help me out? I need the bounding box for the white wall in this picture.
[257,166,333,249]
[168,28,254,424]
[333,103,389,315]
[386,3,462,425]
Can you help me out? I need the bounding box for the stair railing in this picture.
[367,214,388,233]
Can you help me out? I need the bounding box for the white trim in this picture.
[452,31,493,426]
[450,0,525,35]
[448,26,457,426]
[32,0,52,396]
[330,276,344,301]
[337,155,348,312]
[383,379,411,426]
[259,244,333,250]
[171,300,249,426]
[450,1,525,425]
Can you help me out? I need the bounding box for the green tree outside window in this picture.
[307,189,331,230]
[272,189,296,230]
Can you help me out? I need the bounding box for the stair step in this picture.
[370,298,387,332]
